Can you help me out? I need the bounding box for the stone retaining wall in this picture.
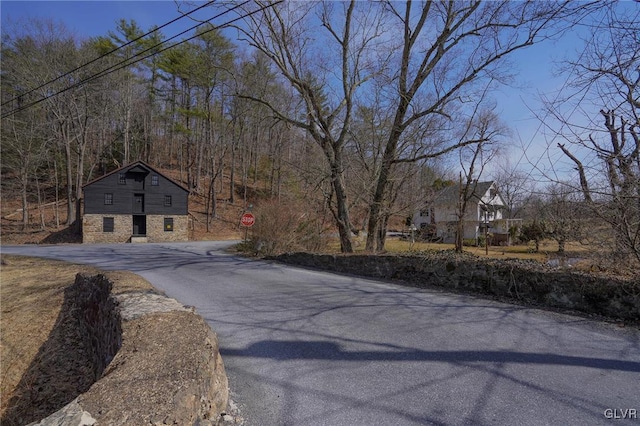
[271,252,640,323]
[26,274,229,426]
[73,275,122,378]
[3,275,121,426]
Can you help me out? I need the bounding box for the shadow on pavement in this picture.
[224,339,640,372]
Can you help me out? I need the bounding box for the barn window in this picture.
[164,217,174,232]
[103,217,114,232]
[104,193,113,205]
[420,209,430,217]
[151,175,159,186]
[164,195,172,206]
[119,173,126,184]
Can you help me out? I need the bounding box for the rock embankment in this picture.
[3,274,121,426]
[23,274,230,426]
[270,252,640,323]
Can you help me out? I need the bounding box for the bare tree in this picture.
[363,1,595,252]
[0,114,48,229]
[1,19,92,227]
[2,25,49,229]
[492,158,533,219]
[454,109,505,252]
[544,2,640,265]
[539,183,585,253]
[232,1,591,253]
[234,1,388,252]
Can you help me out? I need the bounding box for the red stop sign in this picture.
[240,212,255,227]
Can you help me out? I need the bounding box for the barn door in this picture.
[132,215,147,236]
[133,194,144,213]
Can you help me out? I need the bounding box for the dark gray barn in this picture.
[82,161,189,243]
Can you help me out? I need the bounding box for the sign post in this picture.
[240,212,255,245]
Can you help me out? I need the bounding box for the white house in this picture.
[413,181,520,244]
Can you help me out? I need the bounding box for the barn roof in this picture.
[82,160,189,192]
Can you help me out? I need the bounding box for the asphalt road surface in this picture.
[2,242,639,425]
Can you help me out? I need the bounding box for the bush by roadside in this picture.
[247,199,330,256]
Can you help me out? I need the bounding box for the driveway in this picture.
[2,242,639,425]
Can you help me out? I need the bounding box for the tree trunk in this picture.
[376,214,389,252]
[366,105,407,252]
[329,154,353,253]
[455,174,466,253]
[54,158,60,229]
[455,220,465,253]
[334,183,354,253]
[365,142,395,252]
[20,169,29,230]
[229,138,236,203]
[64,131,75,226]
[195,124,205,192]
[123,78,133,166]
[36,174,45,230]
[211,185,217,221]
[206,170,216,233]
[558,239,565,253]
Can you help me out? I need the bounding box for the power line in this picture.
[1,0,216,107]
[1,1,272,119]
[83,1,251,82]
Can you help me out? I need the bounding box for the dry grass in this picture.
[0,254,153,419]
[344,237,591,263]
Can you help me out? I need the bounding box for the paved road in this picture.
[2,242,639,425]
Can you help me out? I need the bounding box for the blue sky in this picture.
[0,1,214,38]
[0,1,597,180]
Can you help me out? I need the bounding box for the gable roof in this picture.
[433,181,497,206]
[82,160,189,192]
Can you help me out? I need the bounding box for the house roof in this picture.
[82,160,189,192]
[433,181,497,206]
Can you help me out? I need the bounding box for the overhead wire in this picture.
[0,0,216,107]
[1,1,246,118]
[1,0,278,119]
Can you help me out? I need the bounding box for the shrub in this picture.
[249,199,329,256]
[519,221,547,252]
[463,238,477,247]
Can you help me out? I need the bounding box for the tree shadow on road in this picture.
[223,339,640,372]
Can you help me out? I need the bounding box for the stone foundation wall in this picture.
[146,215,189,242]
[271,252,640,323]
[83,214,131,244]
[82,214,189,243]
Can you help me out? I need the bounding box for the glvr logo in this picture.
[604,408,637,419]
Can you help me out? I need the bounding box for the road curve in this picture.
[2,242,639,425]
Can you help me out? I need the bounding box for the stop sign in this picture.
[240,212,255,227]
